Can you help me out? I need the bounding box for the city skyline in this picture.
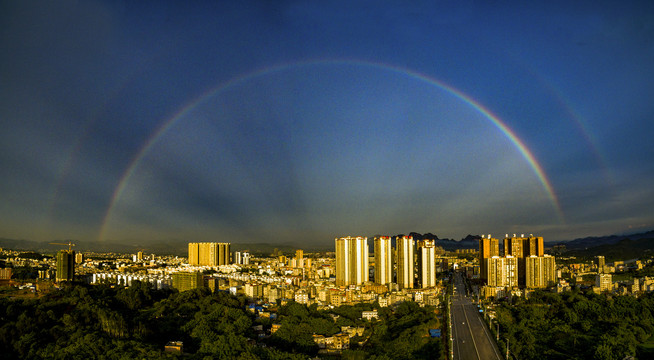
[3,226,653,359]
[2,1,653,247]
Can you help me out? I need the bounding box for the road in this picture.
[451,272,503,360]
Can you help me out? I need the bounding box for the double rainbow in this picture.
[98,59,564,242]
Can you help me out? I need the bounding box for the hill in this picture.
[551,230,654,250]
[563,237,654,262]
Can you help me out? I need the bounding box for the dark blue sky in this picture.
[1,0,653,247]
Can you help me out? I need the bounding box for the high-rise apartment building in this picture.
[188,243,199,264]
[417,240,437,288]
[172,272,204,292]
[374,236,392,285]
[479,235,500,281]
[234,251,251,265]
[503,234,544,257]
[503,236,523,257]
[56,250,75,282]
[525,255,556,288]
[486,255,518,287]
[596,255,606,273]
[396,236,414,289]
[219,243,230,265]
[188,242,231,266]
[295,249,304,268]
[525,236,544,257]
[335,236,369,286]
[596,273,612,292]
[502,235,546,286]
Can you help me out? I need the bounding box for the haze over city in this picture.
[2,1,653,247]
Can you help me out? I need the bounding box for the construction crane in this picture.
[49,241,76,252]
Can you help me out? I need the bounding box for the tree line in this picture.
[0,282,445,359]
[493,290,654,360]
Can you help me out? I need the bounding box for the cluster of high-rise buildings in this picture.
[188,242,231,266]
[52,242,234,288]
[335,236,440,289]
[479,234,556,295]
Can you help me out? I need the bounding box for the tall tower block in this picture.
[526,236,544,257]
[56,250,75,282]
[188,242,231,266]
[335,236,369,286]
[417,239,437,288]
[396,236,414,289]
[479,235,499,282]
[374,236,392,285]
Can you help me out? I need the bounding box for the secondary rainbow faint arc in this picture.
[98,59,564,242]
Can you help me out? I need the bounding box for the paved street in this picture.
[451,273,503,360]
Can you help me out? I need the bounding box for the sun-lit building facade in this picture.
[596,273,613,292]
[188,242,231,266]
[335,236,369,286]
[417,239,437,288]
[396,236,414,289]
[479,235,500,281]
[525,255,556,288]
[486,255,518,287]
[374,236,392,285]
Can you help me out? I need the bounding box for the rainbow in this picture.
[511,57,612,185]
[540,77,613,185]
[97,59,564,242]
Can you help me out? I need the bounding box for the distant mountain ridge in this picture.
[0,238,328,257]
[0,238,188,256]
[0,233,483,255]
[4,230,653,256]
[563,237,654,261]
[550,230,654,250]
[384,233,480,251]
